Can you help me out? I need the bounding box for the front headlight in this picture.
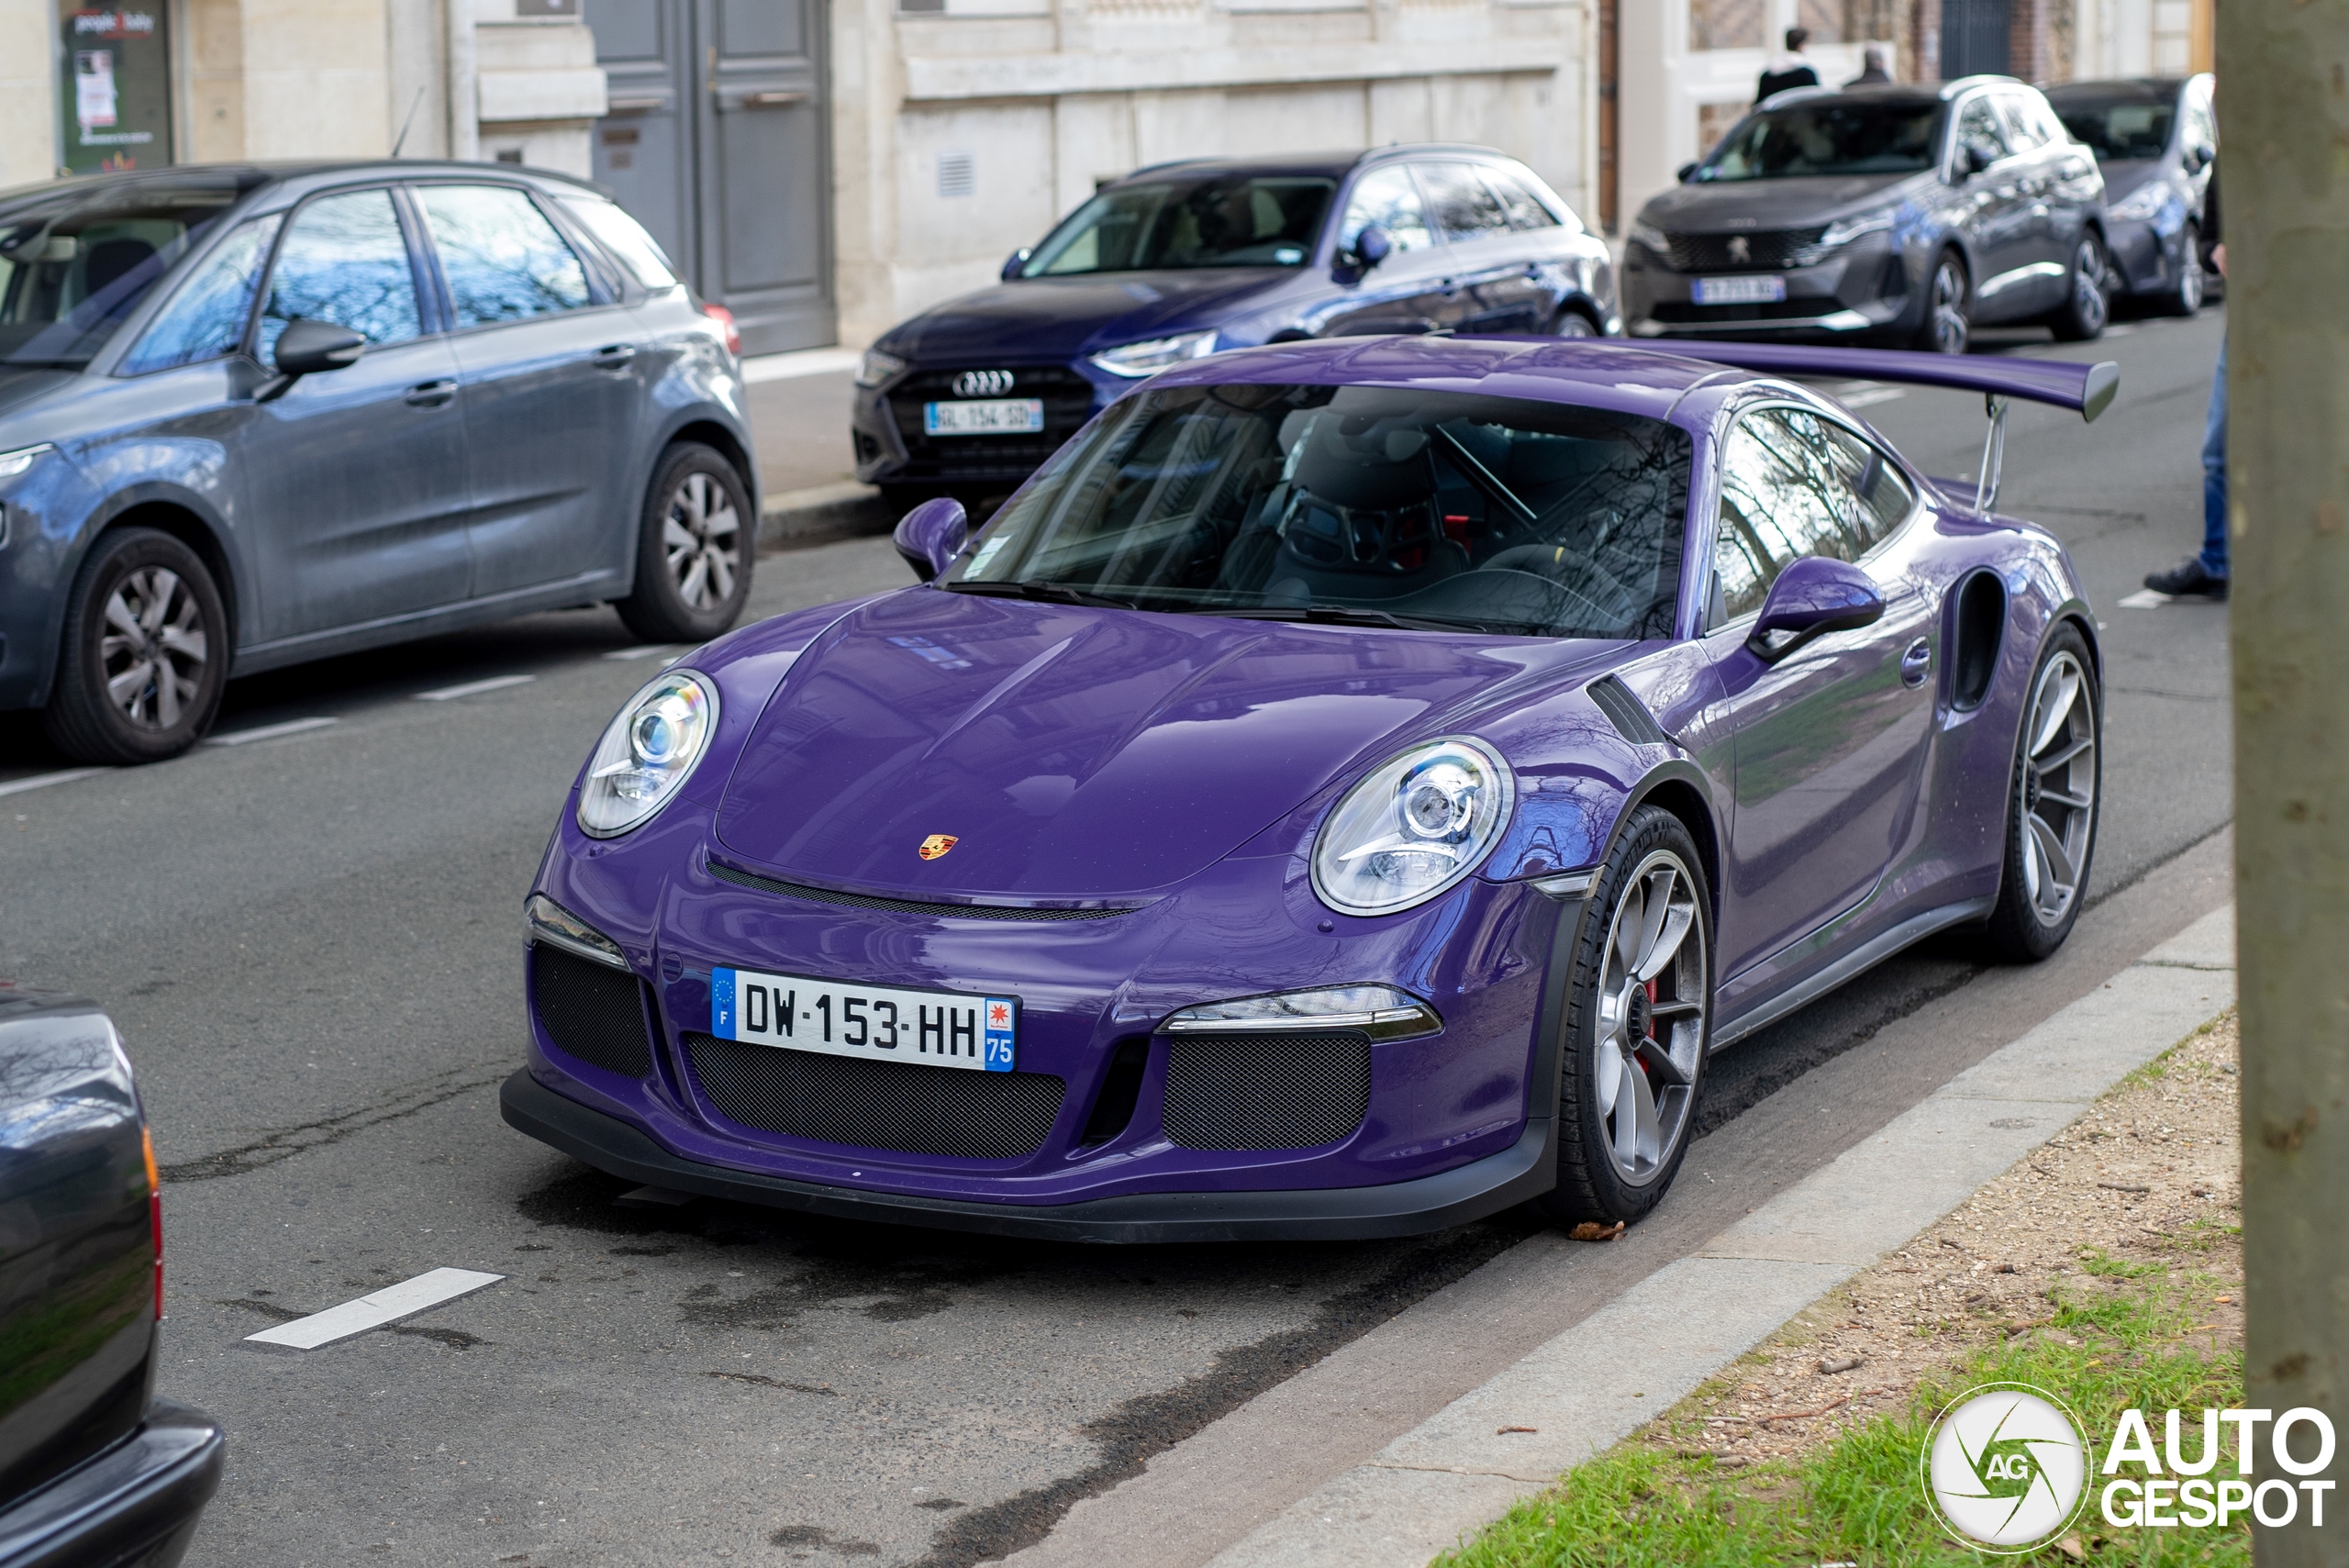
[0,443,53,481]
[1311,738,1516,917]
[855,348,907,388]
[1817,209,1898,249]
[576,669,720,838]
[1629,220,1671,255]
[2107,182,2170,222]
[1089,329,1218,378]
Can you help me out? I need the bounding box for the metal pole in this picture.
[2226,3,2349,1562]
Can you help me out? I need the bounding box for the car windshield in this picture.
[944,383,1691,640]
[1698,101,1944,181]
[2050,96,2176,161]
[1019,177,1337,276]
[0,176,256,368]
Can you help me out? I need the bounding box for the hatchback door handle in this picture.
[405,379,457,408]
[595,344,638,369]
[1900,638,1932,687]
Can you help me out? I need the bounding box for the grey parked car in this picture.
[1623,77,2110,352]
[0,162,759,763]
[2044,74,2216,316]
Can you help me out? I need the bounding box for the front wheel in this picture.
[43,527,228,764]
[1982,627,2102,962]
[2049,234,2112,341]
[1537,805,1713,1228]
[1550,307,1599,339]
[616,442,754,644]
[1915,252,1972,355]
[2161,223,2206,317]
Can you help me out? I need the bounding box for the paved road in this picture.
[0,310,2231,1568]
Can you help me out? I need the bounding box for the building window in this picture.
[1690,0,1766,50]
[57,1,174,175]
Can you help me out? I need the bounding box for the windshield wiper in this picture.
[944,579,1141,609]
[1222,603,1504,634]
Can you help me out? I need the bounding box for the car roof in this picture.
[2043,77,2191,102]
[1116,144,1523,185]
[0,159,608,214]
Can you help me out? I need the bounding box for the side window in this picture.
[1711,408,1894,622]
[120,212,281,375]
[258,189,422,360]
[417,184,591,327]
[1419,162,1512,243]
[560,196,680,290]
[1956,97,2009,170]
[1997,94,2050,153]
[1479,168,1562,231]
[2183,98,2218,159]
[1336,166,1434,255]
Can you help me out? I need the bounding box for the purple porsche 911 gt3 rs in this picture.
[500,334,2116,1242]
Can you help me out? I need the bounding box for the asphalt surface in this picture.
[0,307,2232,1568]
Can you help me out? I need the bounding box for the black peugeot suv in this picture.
[1623,76,2110,353]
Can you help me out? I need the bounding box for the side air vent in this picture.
[1948,571,2007,712]
[1586,675,1670,747]
[1162,1031,1371,1151]
[531,944,653,1078]
[1076,1038,1152,1148]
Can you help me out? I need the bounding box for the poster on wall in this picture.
[57,5,173,174]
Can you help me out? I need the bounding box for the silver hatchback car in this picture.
[0,162,760,762]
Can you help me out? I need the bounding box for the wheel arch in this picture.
[32,492,244,707]
[658,416,760,515]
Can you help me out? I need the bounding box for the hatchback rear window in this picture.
[0,176,256,368]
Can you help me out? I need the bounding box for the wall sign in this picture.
[58,4,173,174]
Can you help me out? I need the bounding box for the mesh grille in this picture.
[684,1032,1066,1160]
[1659,227,1828,272]
[531,945,652,1077]
[709,862,1132,922]
[1162,1030,1372,1151]
[1650,298,1845,324]
[885,364,1098,484]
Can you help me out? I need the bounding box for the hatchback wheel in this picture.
[2051,234,2111,341]
[2163,222,2205,317]
[1538,805,1712,1228]
[1551,308,1599,339]
[1982,627,2101,961]
[617,442,753,644]
[1916,252,1971,355]
[44,527,228,764]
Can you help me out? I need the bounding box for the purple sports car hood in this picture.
[712,589,1556,901]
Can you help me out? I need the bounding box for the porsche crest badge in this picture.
[918,834,958,861]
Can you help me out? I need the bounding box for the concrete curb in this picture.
[1201,905,2237,1568]
[757,480,892,551]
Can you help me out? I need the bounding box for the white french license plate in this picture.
[711,966,1017,1072]
[1693,275,1788,306]
[924,398,1046,436]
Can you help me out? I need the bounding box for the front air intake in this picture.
[530,944,653,1078]
[1161,1031,1372,1151]
[682,1033,1066,1160]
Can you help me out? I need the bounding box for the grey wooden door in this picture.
[585,0,833,354]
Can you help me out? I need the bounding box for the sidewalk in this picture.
[737,345,891,550]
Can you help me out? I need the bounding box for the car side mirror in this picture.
[2184,144,2213,174]
[1352,226,1392,270]
[894,496,969,584]
[1745,556,1884,663]
[255,317,365,403]
[1001,248,1031,282]
[1954,144,1991,180]
[1676,161,1700,183]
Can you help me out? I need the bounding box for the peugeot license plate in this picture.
[1692,275,1787,306]
[924,399,1045,436]
[711,966,1016,1072]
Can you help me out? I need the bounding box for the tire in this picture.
[1914,250,1972,355]
[1550,306,1599,339]
[42,527,228,764]
[2049,232,2112,341]
[1537,805,1714,1228]
[615,442,753,644]
[2160,223,2206,317]
[1981,625,2102,962]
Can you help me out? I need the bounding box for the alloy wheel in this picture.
[99,566,207,730]
[1553,312,1598,339]
[2176,243,2205,313]
[662,471,741,611]
[1592,850,1708,1184]
[1928,257,1970,354]
[2071,239,2110,334]
[2017,650,2098,927]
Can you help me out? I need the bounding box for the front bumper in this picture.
[502,1065,1553,1242]
[1622,236,1918,339]
[851,360,1120,492]
[0,1399,224,1568]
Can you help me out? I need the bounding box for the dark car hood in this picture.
[2096,159,2165,204]
[884,272,1297,364]
[712,590,1554,900]
[1638,172,1923,229]
[0,367,78,429]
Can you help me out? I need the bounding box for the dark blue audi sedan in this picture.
[0,162,758,764]
[850,146,1619,505]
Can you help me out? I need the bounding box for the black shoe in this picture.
[2144,557,2228,599]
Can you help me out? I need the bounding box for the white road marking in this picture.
[204,717,339,746]
[242,1267,505,1351]
[414,673,538,701]
[0,767,109,799]
[1831,383,1908,409]
[2117,588,2173,608]
[601,644,682,662]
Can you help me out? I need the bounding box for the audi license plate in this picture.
[1692,275,1787,306]
[711,966,1017,1072]
[924,399,1045,437]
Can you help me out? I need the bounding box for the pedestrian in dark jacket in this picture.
[1845,46,1892,86]
[1756,28,1820,104]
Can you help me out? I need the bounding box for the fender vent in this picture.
[1586,675,1670,747]
[530,944,653,1078]
[1949,571,2007,712]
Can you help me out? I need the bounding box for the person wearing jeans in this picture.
[2146,241,2230,600]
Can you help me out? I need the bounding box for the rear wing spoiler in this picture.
[1653,342,2119,512]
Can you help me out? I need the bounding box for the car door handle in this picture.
[594,344,638,370]
[405,379,457,408]
[1900,638,1932,687]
